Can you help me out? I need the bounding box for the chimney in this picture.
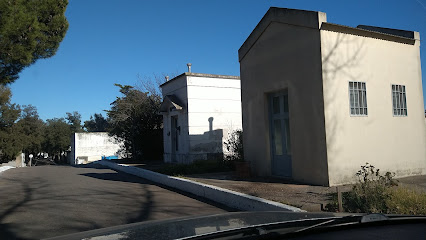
[187,63,192,73]
[165,76,169,81]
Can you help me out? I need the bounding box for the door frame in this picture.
[268,90,292,178]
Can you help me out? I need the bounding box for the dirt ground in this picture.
[184,172,351,212]
[121,160,426,212]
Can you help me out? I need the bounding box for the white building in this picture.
[160,69,241,163]
[70,132,122,165]
[239,7,426,186]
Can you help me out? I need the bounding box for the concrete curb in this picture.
[96,160,305,212]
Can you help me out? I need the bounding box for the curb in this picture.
[96,160,305,212]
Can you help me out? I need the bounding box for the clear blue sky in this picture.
[10,0,426,122]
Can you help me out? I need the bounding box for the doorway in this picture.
[170,115,179,162]
[269,92,292,177]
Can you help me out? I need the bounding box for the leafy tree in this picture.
[84,113,109,132]
[0,86,21,162]
[42,118,71,158]
[0,0,69,84]
[15,105,45,156]
[107,84,163,160]
[65,111,83,133]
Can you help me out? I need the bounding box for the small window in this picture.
[392,85,407,116]
[349,82,368,116]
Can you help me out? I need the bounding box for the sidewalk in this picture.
[184,172,352,212]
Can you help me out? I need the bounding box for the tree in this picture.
[0,86,21,162]
[0,0,69,84]
[42,118,71,158]
[15,105,45,156]
[65,111,83,133]
[84,113,109,132]
[107,84,163,160]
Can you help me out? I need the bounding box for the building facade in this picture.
[239,7,426,186]
[160,72,241,163]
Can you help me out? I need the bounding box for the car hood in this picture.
[45,211,354,240]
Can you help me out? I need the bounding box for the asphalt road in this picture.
[0,164,229,239]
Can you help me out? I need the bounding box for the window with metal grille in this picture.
[349,82,368,116]
[392,85,407,116]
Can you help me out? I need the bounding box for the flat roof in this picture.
[160,72,240,88]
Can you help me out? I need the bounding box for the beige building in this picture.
[160,68,241,164]
[239,7,426,186]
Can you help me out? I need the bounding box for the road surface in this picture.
[0,164,229,239]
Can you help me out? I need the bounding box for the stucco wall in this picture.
[187,76,242,159]
[239,19,329,185]
[321,30,426,185]
[71,132,122,165]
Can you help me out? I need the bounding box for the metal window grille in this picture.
[392,85,407,116]
[349,82,368,116]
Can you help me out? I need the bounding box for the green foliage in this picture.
[224,130,244,162]
[156,159,233,176]
[65,111,83,133]
[0,86,21,162]
[0,86,20,128]
[84,113,109,132]
[15,105,45,155]
[107,84,163,160]
[42,118,71,156]
[0,0,69,84]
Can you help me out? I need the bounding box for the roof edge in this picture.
[238,7,326,62]
[160,72,240,88]
[321,23,416,45]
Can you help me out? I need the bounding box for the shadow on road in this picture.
[0,164,229,239]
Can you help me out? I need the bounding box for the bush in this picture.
[224,130,244,162]
[325,163,426,215]
[344,163,397,213]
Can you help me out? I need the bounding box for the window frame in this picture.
[391,84,408,117]
[348,81,368,117]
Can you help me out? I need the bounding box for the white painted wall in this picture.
[186,75,241,161]
[321,29,426,185]
[161,74,241,163]
[70,132,122,165]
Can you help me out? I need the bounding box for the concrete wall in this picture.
[187,76,242,160]
[0,153,25,168]
[321,29,426,185]
[70,132,122,165]
[239,11,330,185]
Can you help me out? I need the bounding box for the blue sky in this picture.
[10,0,426,121]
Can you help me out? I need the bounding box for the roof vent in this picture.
[165,76,169,81]
[187,63,192,73]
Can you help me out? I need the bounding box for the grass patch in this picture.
[325,187,426,215]
[156,159,234,176]
[386,187,426,215]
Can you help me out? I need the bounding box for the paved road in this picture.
[0,164,229,239]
